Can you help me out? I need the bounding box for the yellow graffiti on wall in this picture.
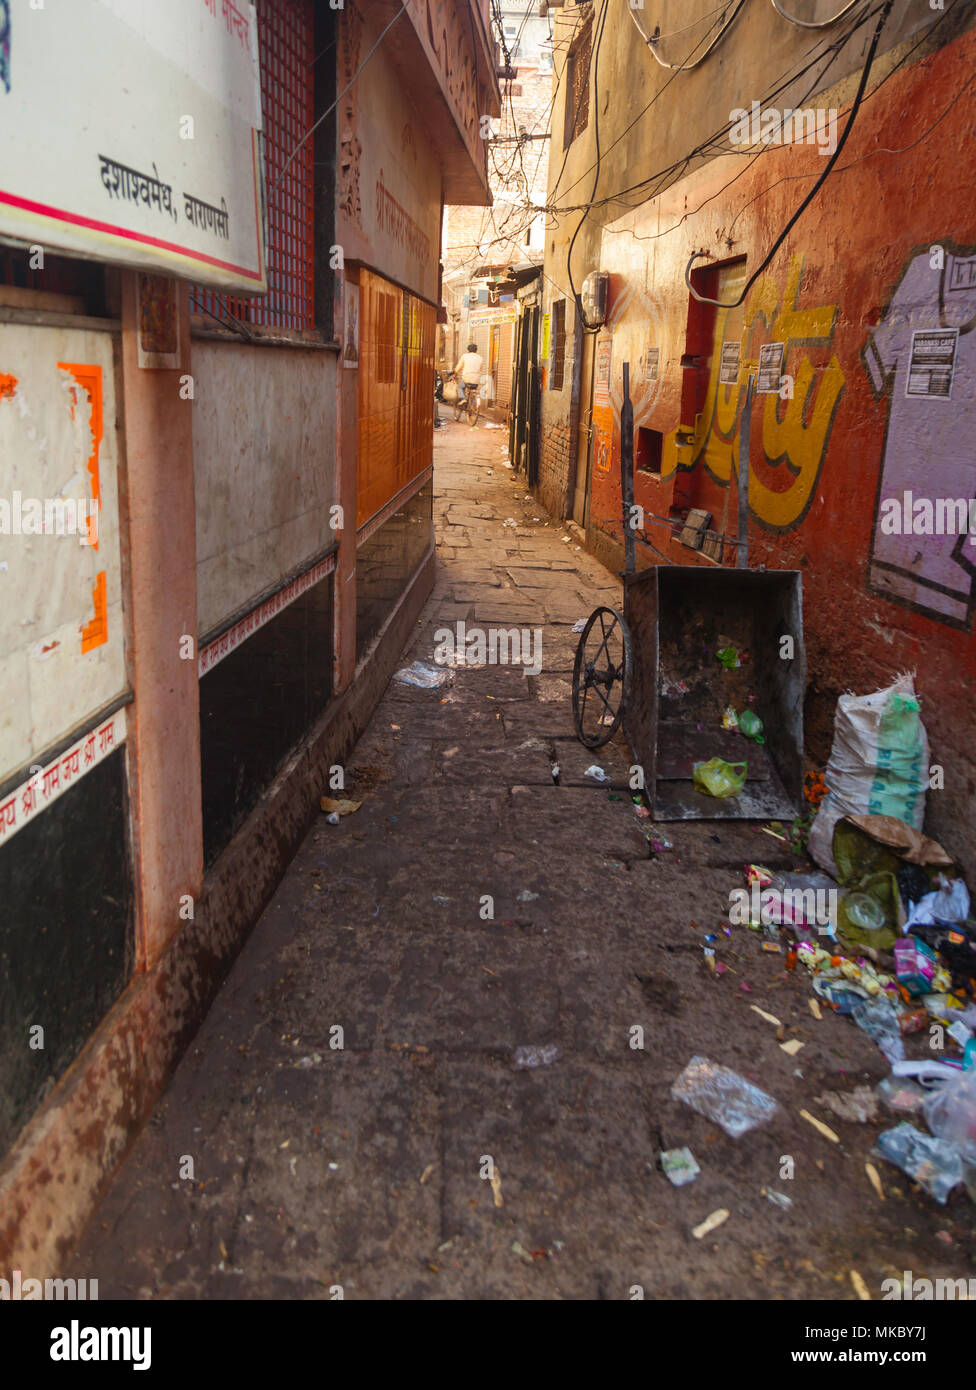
[693,256,845,530]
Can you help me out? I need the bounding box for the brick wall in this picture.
[538,420,572,519]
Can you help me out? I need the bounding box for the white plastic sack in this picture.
[442,378,459,403]
[808,672,929,878]
[905,873,971,929]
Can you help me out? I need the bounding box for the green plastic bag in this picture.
[693,758,748,798]
[737,709,765,744]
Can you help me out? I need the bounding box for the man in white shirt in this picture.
[453,343,484,407]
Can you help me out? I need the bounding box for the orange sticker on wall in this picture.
[81,571,108,653]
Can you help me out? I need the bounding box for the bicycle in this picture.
[452,377,481,426]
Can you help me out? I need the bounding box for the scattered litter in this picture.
[799,1109,839,1144]
[814,1086,878,1124]
[502,517,517,529]
[761,941,781,954]
[571,618,587,633]
[876,1075,927,1116]
[660,1147,699,1187]
[692,1208,729,1240]
[490,1168,503,1208]
[751,1006,782,1026]
[672,1056,778,1138]
[513,1043,561,1070]
[511,1240,533,1262]
[692,758,747,798]
[516,889,539,903]
[763,1187,793,1211]
[737,709,765,744]
[561,536,571,543]
[850,1269,872,1301]
[716,645,741,669]
[394,661,452,689]
[325,812,340,825]
[851,996,905,1065]
[780,1038,804,1057]
[865,1162,885,1201]
[905,873,970,929]
[874,1123,963,1205]
[584,764,610,783]
[809,999,822,1021]
[420,1164,434,1185]
[319,796,362,817]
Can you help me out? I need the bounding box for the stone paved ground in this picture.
[72,416,973,1300]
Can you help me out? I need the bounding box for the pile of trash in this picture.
[740,673,976,1204]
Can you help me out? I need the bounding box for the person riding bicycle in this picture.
[451,343,484,408]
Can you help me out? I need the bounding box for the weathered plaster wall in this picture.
[192,340,339,636]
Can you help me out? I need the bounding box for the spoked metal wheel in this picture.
[572,606,632,748]
[467,391,481,426]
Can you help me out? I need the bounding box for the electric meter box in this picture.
[581,271,609,328]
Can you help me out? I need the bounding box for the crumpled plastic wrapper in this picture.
[672,1056,779,1138]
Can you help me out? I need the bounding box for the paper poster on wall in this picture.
[0,326,127,781]
[757,341,785,393]
[594,337,612,405]
[643,345,660,383]
[541,312,551,364]
[906,329,957,399]
[0,0,265,293]
[136,275,182,370]
[719,340,741,386]
[343,283,360,369]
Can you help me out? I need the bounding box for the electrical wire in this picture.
[770,0,868,27]
[631,0,749,71]
[684,0,893,308]
[551,0,783,210]
[566,0,610,331]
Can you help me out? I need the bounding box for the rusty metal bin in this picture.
[623,566,805,820]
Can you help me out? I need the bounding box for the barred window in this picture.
[564,20,591,148]
[192,0,315,333]
[551,299,566,391]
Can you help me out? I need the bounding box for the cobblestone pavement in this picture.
[72,418,973,1300]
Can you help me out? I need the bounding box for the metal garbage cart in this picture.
[570,362,806,820]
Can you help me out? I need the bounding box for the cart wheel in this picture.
[572,606,632,749]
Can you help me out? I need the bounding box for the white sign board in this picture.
[0,0,266,293]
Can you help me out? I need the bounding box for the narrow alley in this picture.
[68,422,973,1301]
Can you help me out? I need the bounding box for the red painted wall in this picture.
[586,28,976,867]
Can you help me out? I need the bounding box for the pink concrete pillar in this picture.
[119,271,203,970]
[334,270,360,693]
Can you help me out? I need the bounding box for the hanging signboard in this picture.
[0,0,266,293]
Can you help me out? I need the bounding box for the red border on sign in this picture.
[0,137,265,286]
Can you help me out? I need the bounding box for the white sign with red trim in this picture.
[0,0,266,293]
